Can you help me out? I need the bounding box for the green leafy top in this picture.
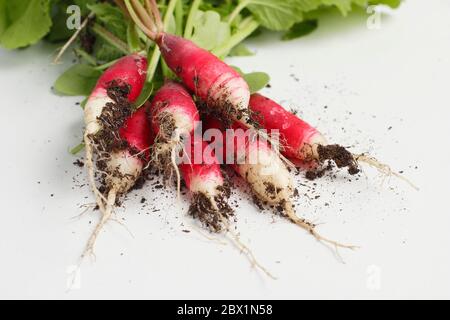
[0,0,403,50]
[0,0,52,49]
[1,0,402,100]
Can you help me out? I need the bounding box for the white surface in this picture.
[1,1,449,300]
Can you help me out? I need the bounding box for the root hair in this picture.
[355,154,419,190]
[283,201,358,262]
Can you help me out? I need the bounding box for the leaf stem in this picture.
[213,18,259,58]
[227,0,249,24]
[91,23,130,55]
[175,0,184,36]
[94,58,120,71]
[147,47,161,82]
[74,48,97,66]
[184,0,202,38]
[70,142,86,155]
[147,0,179,82]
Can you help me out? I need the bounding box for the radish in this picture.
[123,0,252,126]
[149,81,200,195]
[249,94,418,188]
[83,53,149,257]
[204,117,356,252]
[179,138,232,233]
[179,136,274,278]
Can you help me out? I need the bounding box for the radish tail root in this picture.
[284,202,358,255]
[212,201,276,280]
[225,225,277,280]
[84,134,107,211]
[81,188,117,260]
[354,154,419,191]
[151,139,183,199]
[171,145,182,199]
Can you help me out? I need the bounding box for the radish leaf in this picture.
[133,83,153,110]
[70,142,85,155]
[244,0,320,31]
[190,10,231,51]
[54,64,102,96]
[233,66,270,93]
[282,20,318,41]
[229,44,255,57]
[244,72,271,94]
[0,0,52,49]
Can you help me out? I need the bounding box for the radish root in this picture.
[82,188,117,259]
[284,202,358,257]
[151,137,184,199]
[225,225,277,280]
[171,145,182,199]
[354,154,419,191]
[84,134,108,212]
[211,199,276,280]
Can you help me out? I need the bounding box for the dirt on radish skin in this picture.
[202,117,355,251]
[249,93,416,188]
[93,82,146,192]
[180,138,234,232]
[81,53,149,257]
[305,145,360,180]
[149,81,200,191]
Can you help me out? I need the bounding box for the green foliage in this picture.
[47,0,74,43]
[244,71,271,94]
[244,0,320,31]
[233,66,270,94]
[54,64,101,96]
[88,3,127,41]
[190,10,231,51]
[282,20,318,41]
[229,43,254,57]
[133,83,154,109]
[0,0,52,49]
[0,0,404,154]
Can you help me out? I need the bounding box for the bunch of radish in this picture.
[83,53,151,257]
[78,0,414,273]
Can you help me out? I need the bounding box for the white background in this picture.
[0,0,449,299]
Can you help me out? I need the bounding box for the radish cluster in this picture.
[79,0,413,271]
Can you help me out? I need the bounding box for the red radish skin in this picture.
[205,118,356,251]
[179,137,274,278]
[249,94,327,161]
[85,53,148,136]
[84,106,152,257]
[149,81,200,193]
[179,138,232,232]
[82,53,149,257]
[157,33,250,119]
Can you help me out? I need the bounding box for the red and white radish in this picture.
[179,136,273,277]
[83,53,149,256]
[179,138,232,232]
[124,0,251,126]
[205,117,355,251]
[149,81,200,194]
[249,94,417,188]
